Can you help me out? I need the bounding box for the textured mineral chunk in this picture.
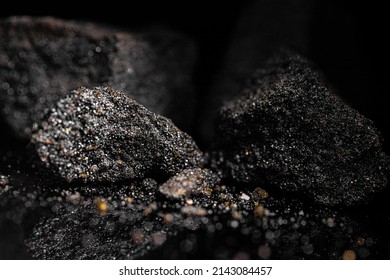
[0,16,196,138]
[159,168,220,199]
[31,87,203,183]
[200,0,316,142]
[213,51,390,206]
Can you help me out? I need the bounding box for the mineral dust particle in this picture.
[233,251,250,260]
[254,205,265,218]
[326,217,335,227]
[258,245,271,259]
[232,211,242,219]
[164,214,174,223]
[131,230,145,245]
[202,187,213,196]
[186,199,194,205]
[151,233,167,246]
[357,237,365,246]
[342,250,357,260]
[255,188,269,199]
[96,199,108,214]
[80,173,89,181]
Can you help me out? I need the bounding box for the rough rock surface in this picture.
[213,51,389,206]
[200,0,316,142]
[31,87,203,183]
[0,16,196,138]
[159,168,220,199]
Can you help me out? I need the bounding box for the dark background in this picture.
[1,0,389,259]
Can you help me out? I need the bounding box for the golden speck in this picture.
[86,145,97,151]
[229,203,237,210]
[131,229,145,245]
[65,127,71,134]
[244,150,251,156]
[342,250,356,260]
[327,217,335,227]
[254,188,269,199]
[80,173,89,181]
[75,88,83,94]
[151,233,167,246]
[232,211,242,219]
[202,187,213,196]
[164,213,174,223]
[94,107,104,115]
[43,138,54,145]
[254,205,265,218]
[96,199,108,214]
[115,159,123,165]
[126,197,133,204]
[143,202,157,216]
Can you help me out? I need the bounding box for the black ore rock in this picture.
[0,16,196,139]
[31,87,203,183]
[201,0,316,143]
[213,51,389,206]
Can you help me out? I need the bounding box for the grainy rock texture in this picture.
[31,87,203,183]
[0,16,196,138]
[213,51,390,206]
[159,168,220,199]
[201,0,316,142]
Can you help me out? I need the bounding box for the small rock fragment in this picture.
[159,168,220,199]
[0,16,196,138]
[31,87,203,183]
[213,51,389,206]
[0,175,9,187]
[0,175,11,195]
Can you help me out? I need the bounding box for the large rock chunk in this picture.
[213,51,389,206]
[31,87,203,183]
[0,16,196,138]
[200,0,316,142]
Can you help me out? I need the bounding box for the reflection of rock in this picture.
[1,164,379,260]
[213,51,389,206]
[0,16,197,139]
[201,0,316,142]
[31,87,203,183]
[146,190,378,260]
